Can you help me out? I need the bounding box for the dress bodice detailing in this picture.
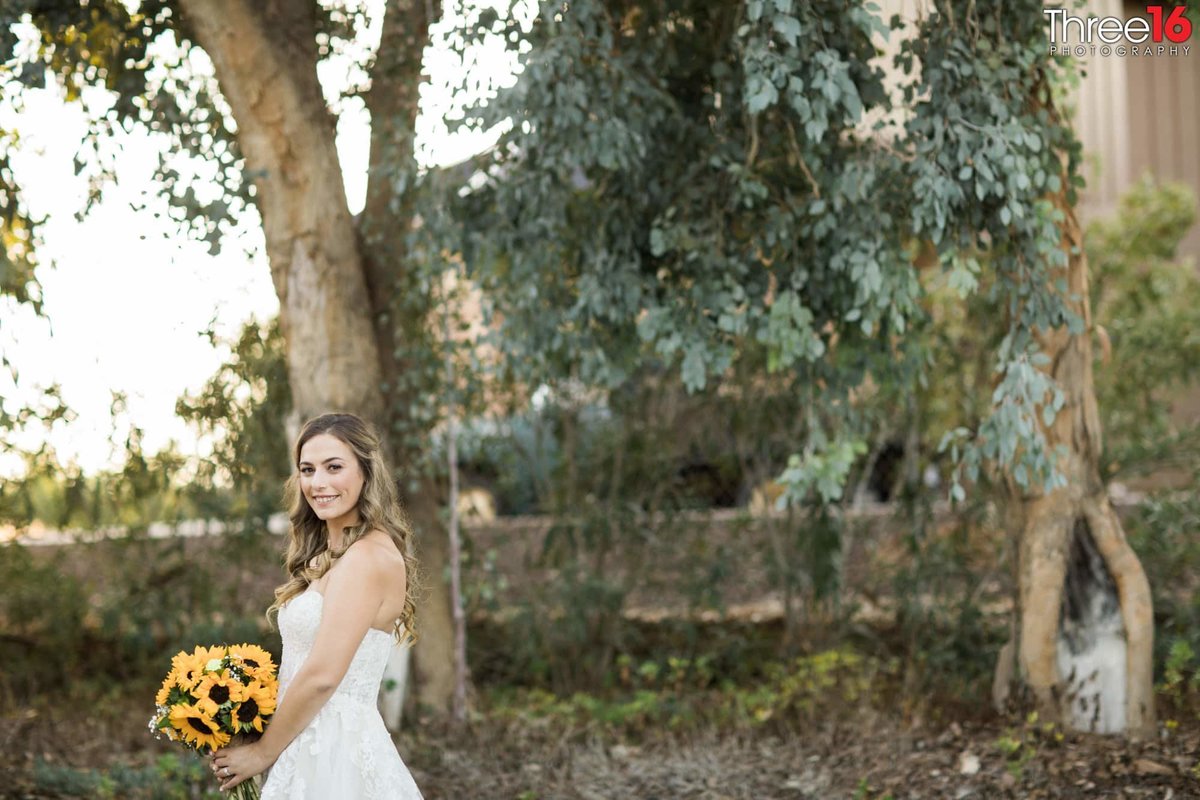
[277,591,395,706]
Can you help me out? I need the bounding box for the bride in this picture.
[212,412,424,798]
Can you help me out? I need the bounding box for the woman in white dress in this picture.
[211,412,424,799]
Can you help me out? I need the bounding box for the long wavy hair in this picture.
[268,412,418,644]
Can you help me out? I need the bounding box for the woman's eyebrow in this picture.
[297,457,346,466]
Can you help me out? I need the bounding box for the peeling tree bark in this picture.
[1001,184,1155,738]
[177,0,383,429]
[178,0,457,716]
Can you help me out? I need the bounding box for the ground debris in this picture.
[399,713,1200,799]
[5,694,1200,799]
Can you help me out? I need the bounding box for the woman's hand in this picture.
[210,741,274,791]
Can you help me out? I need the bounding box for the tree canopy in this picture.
[438,0,1082,502]
[2,0,1087,504]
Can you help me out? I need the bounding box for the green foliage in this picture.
[905,4,1082,496]
[175,318,292,519]
[1161,639,1200,706]
[779,438,867,506]
[1123,490,1200,750]
[886,513,1009,703]
[1127,493,1200,683]
[0,130,43,312]
[919,179,1200,498]
[1087,179,1200,479]
[454,410,560,516]
[32,752,222,799]
[993,711,1064,780]
[0,533,280,702]
[0,543,90,695]
[487,647,885,738]
[1,318,291,531]
[3,0,454,485]
[0,394,192,531]
[0,382,76,509]
[853,777,895,800]
[444,0,1085,507]
[450,0,912,399]
[455,365,800,515]
[505,560,629,692]
[4,0,260,252]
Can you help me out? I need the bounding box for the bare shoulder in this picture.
[345,530,406,575]
[341,532,408,616]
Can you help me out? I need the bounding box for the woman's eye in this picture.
[300,467,313,475]
[329,464,341,471]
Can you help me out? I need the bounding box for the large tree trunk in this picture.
[179,0,457,716]
[999,187,1155,738]
[178,0,383,430]
[359,0,458,715]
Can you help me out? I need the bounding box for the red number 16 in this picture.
[1147,5,1193,43]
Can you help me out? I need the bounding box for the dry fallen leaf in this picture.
[1133,758,1173,776]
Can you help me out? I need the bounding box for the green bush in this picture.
[1087,178,1200,481]
[0,532,281,706]
[486,647,888,739]
[1127,491,1200,704]
[0,544,90,699]
[32,753,222,799]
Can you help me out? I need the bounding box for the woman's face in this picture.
[297,433,366,531]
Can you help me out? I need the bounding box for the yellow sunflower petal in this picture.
[193,644,229,671]
[229,643,277,678]
[167,702,231,752]
[194,670,249,715]
[169,649,213,688]
[228,678,276,733]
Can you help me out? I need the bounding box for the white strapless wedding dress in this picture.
[261,590,423,799]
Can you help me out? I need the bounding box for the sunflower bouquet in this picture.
[149,643,278,799]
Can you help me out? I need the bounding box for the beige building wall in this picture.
[1071,0,1132,222]
[872,1,1198,258]
[1073,0,1200,258]
[1069,1,1200,439]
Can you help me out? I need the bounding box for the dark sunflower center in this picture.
[187,716,215,735]
[209,685,231,705]
[244,659,259,669]
[236,699,259,722]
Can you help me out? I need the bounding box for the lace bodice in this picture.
[277,590,395,706]
[262,590,423,799]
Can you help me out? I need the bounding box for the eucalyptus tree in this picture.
[445,0,1153,735]
[1,0,458,714]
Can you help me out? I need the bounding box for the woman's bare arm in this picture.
[213,538,402,788]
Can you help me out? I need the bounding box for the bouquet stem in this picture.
[227,776,261,799]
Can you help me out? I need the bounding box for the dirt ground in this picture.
[6,694,1196,800]
[402,712,1200,800]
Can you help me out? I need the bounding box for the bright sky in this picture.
[0,1,523,478]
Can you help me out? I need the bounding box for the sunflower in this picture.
[168,651,204,688]
[168,701,230,752]
[231,679,277,733]
[170,645,225,688]
[228,643,276,681]
[195,669,249,716]
[192,644,230,672]
[155,667,191,706]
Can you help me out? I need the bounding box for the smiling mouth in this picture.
[312,495,339,506]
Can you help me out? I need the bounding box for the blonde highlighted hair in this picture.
[268,412,418,644]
